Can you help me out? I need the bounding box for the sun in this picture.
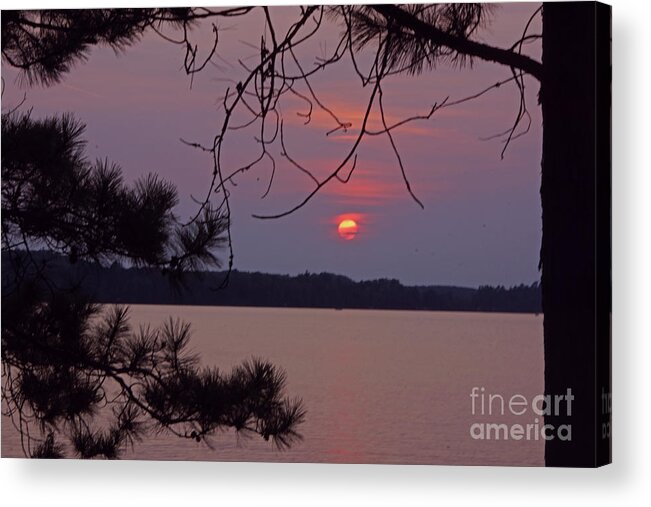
[337,218,359,240]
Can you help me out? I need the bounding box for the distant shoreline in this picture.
[2,250,542,314]
[105,302,544,316]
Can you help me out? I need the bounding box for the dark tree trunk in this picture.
[541,2,611,467]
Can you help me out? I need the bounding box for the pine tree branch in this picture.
[369,4,543,81]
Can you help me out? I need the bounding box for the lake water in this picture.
[2,305,544,465]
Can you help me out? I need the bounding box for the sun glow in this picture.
[337,219,359,241]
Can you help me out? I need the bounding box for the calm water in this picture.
[2,306,544,465]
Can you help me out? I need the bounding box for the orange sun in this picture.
[337,219,359,240]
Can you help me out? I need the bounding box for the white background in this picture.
[1,0,649,505]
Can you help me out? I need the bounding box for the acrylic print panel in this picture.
[1,3,611,466]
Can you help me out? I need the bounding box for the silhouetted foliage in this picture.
[1,9,195,86]
[2,111,226,272]
[1,112,305,458]
[348,4,493,73]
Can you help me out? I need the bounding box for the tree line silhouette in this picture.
[3,251,542,313]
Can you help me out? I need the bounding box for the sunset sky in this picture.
[1,3,543,287]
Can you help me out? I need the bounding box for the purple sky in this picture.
[1,3,543,287]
